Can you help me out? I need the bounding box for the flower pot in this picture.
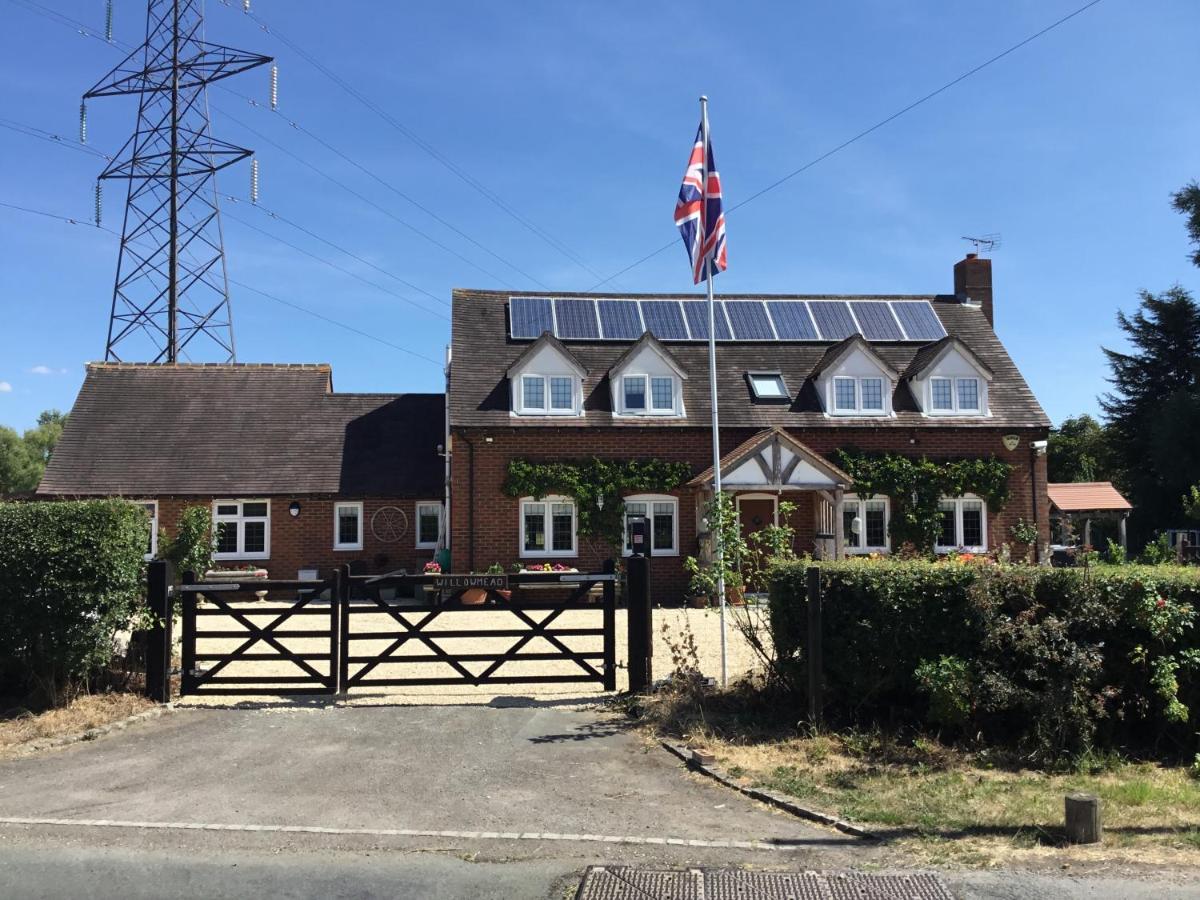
[727,586,746,607]
[460,587,488,605]
[687,594,709,609]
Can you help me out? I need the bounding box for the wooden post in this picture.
[1065,793,1102,844]
[602,559,617,692]
[832,489,845,560]
[144,559,173,703]
[806,565,823,728]
[1118,513,1128,551]
[180,570,198,696]
[336,565,351,694]
[626,553,652,693]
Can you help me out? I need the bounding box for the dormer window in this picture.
[517,374,577,414]
[507,333,586,417]
[927,376,982,414]
[907,337,991,417]
[621,374,677,415]
[832,376,886,416]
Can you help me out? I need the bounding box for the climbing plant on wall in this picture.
[834,449,1013,551]
[503,457,693,550]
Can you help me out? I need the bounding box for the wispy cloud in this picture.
[28,365,67,376]
[0,382,12,393]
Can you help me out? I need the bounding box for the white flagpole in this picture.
[700,94,728,688]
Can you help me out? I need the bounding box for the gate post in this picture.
[626,553,652,693]
[336,564,351,693]
[602,559,617,691]
[806,565,823,728]
[180,570,198,696]
[145,559,173,702]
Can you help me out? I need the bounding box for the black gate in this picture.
[172,565,617,696]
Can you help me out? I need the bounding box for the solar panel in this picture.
[639,301,688,340]
[891,301,947,340]
[597,299,642,339]
[808,301,858,340]
[682,300,732,340]
[766,301,819,340]
[850,301,904,341]
[509,297,553,339]
[726,301,774,340]
[554,298,599,339]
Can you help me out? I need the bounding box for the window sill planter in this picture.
[204,567,270,600]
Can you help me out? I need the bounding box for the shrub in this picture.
[768,558,1200,763]
[0,500,148,704]
[159,504,214,579]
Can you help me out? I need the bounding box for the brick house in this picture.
[37,363,446,580]
[448,254,1052,599]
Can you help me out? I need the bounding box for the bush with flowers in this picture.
[768,557,1200,763]
[423,561,441,575]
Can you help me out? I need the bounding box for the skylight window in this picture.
[747,372,788,400]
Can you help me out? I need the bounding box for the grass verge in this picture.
[0,692,155,758]
[631,681,1200,868]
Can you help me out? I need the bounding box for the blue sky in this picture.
[1,0,1197,431]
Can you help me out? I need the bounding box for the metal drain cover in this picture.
[576,868,955,900]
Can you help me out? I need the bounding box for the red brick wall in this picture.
[149,495,440,580]
[450,426,1050,602]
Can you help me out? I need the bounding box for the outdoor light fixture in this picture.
[597,495,605,510]
[289,502,301,517]
[851,516,862,535]
[1031,439,1048,456]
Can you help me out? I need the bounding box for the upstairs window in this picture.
[831,376,887,416]
[517,373,577,415]
[214,500,270,560]
[520,496,577,557]
[936,496,988,552]
[620,374,678,415]
[928,376,983,415]
[842,495,889,552]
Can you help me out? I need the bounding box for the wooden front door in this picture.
[737,495,777,547]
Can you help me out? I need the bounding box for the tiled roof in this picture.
[38,363,444,497]
[449,290,1050,429]
[1047,482,1132,512]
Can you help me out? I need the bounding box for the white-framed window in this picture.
[415,501,442,549]
[748,371,788,400]
[619,373,679,415]
[928,376,983,415]
[830,376,888,416]
[519,495,577,557]
[333,501,363,551]
[137,500,158,561]
[622,494,679,557]
[935,495,988,552]
[516,373,578,415]
[213,499,270,560]
[842,495,889,552]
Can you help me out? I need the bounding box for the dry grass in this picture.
[635,685,1200,868]
[0,692,155,758]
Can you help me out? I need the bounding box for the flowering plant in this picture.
[423,561,442,574]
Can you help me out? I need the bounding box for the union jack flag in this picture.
[674,120,728,284]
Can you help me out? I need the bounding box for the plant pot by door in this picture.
[460,587,488,605]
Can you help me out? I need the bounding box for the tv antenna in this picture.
[961,234,1002,255]
[82,0,272,364]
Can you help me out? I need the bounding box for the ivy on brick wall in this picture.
[503,457,693,549]
[833,449,1013,551]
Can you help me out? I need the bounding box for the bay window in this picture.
[520,496,577,557]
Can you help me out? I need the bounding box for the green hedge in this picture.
[768,559,1200,762]
[0,500,149,702]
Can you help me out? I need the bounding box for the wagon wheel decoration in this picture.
[371,506,409,543]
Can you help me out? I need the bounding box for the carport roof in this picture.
[1047,481,1132,512]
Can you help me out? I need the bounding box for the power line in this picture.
[227,2,616,287]
[584,0,1106,291]
[0,198,443,367]
[0,117,110,159]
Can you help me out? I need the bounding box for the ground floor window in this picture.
[520,496,576,557]
[842,495,889,552]
[415,501,442,549]
[623,495,678,556]
[333,501,363,550]
[137,500,158,561]
[213,499,270,560]
[936,495,988,552]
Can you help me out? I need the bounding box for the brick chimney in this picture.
[953,253,993,327]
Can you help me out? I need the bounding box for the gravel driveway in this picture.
[181,602,766,705]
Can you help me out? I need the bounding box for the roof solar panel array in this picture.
[509,297,946,343]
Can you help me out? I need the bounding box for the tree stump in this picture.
[1065,793,1102,844]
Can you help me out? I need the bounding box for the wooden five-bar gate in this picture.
[146,561,629,698]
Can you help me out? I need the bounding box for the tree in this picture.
[0,409,68,495]
[1047,414,1112,484]
[1100,287,1200,543]
[1173,181,1200,268]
